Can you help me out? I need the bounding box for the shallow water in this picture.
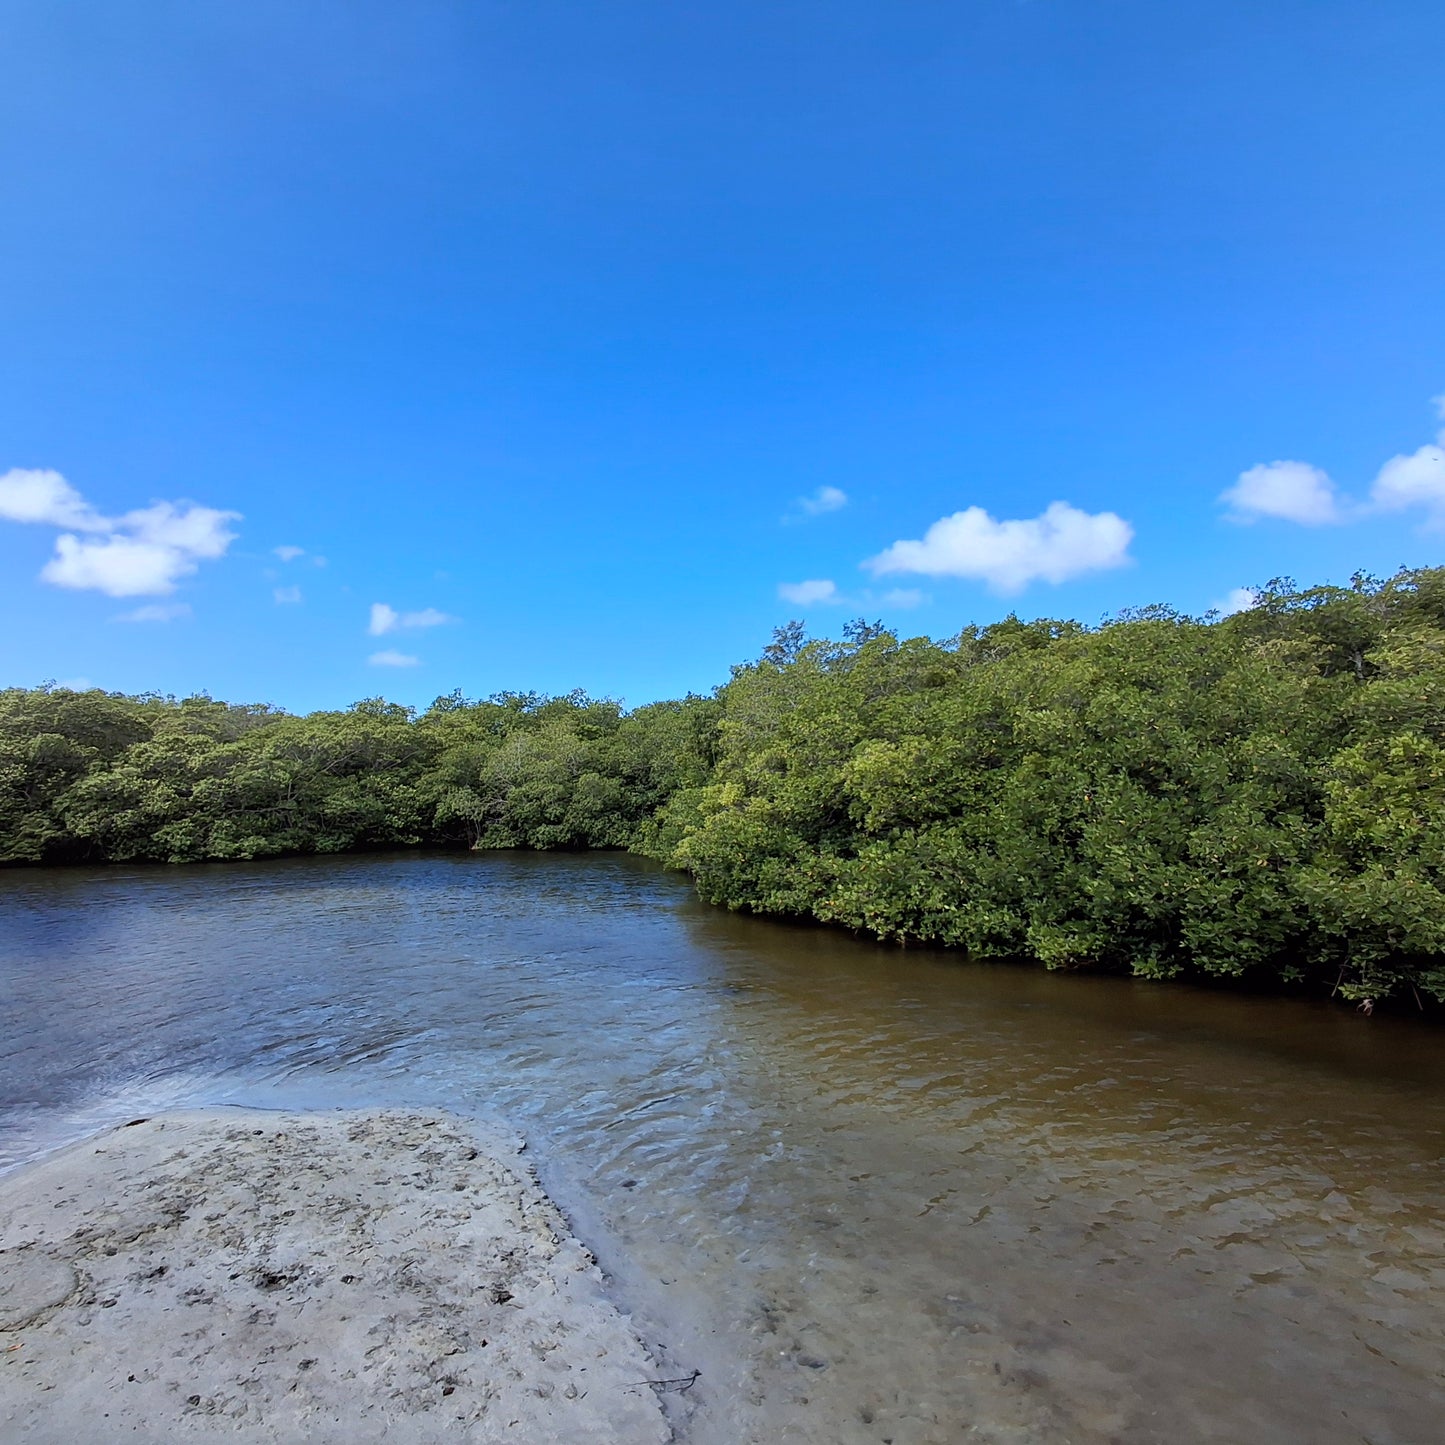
[1,851,1442,1444]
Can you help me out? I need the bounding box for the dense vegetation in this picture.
[6,568,1445,1007]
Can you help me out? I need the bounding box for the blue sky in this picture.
[2,1,1443,712]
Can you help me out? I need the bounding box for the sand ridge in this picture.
[0,1108,673,1443]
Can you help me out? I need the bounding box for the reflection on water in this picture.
[1,851,1442,1444]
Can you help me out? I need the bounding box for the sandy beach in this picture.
[0,1108,673,1443]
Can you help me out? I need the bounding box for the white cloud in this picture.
[865,501,1134,594]
[112,602,192,624]
[778,579,841,605]
[0,468,240,597]
[797,485,848,517]
[273,544,305,562]
[44,534,202,597]
[368,649,420,667]
[1361,396,1445,523]
[0,468,104,529]
[121,501,236,559]
[1370,443,1445,521]
[1221,461,1343,526]
[1221,395,1445,529]
[368,602,457,635]
[881,588,926,608]
[274,585,303,605]
[1215,586,1259,617]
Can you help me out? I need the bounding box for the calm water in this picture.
[1,851,1442,1444]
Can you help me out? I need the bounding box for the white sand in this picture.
[0,1109,673,1443]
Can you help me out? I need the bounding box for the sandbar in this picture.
[0,1108,672,1443]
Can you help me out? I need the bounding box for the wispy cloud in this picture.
[789,485,848,522]
[273,544,305,562]
[778,579,842,606]
[865,501,1133,594]
[112,602,192,624]
[368,649,420,667]
[776,579,929,611]
[273,585,302,605]
[368,602,457,636]
[0,467,240,597]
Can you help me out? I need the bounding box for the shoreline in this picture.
[0,1108,674,1443]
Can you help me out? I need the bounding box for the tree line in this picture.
[5,567,1445,1006]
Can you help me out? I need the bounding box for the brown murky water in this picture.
[1,851,1441,1443]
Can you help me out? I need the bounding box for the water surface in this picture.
[1,852,1441,1443]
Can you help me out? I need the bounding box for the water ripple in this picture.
[2,850,1443,1445]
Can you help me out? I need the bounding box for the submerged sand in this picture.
[0,1109,672,1443]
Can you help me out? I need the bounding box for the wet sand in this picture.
[0,1109,672,1443]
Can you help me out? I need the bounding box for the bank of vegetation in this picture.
[5,568,1445,1007]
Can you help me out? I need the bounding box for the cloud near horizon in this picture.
[1222,394,1445,527]
[1215,586,1259,617]
[864,500,1134,594]
[778,579,842,605]
[776,580,928,610]
[1371,437,1445,522]
[368,602,457,636]
[0,467,240,597]
[368,649,420,667]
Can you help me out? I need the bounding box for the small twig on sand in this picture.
[628,1369,701,1394]
[603,1094,683,1129]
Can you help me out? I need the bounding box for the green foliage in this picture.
[654,570,1445,1002]
[7,567,1445,1003]
[0,684,716,865]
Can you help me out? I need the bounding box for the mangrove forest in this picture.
[6,567,1445,1008]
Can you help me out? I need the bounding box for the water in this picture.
[1,851,1442,1444]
